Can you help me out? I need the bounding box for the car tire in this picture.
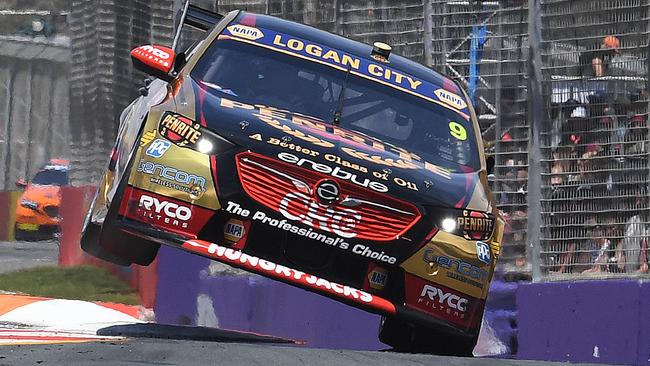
[378,316,414,351]
[378,316,477,356]
[14,227,26,242]
[81,122,160,266]
[98,169,161,266]
[81,218,132,266]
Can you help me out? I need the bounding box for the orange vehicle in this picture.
[14,159,70,241]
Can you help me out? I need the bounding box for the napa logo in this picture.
[224,219,245,243]
[227,24,264,40]
[434,89,467,110]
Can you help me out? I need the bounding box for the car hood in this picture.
[21,185,61,206]
[174,78,491,213]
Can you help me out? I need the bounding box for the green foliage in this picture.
[0,265,140,305]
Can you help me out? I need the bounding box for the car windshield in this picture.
[191,38,479,171]
[32,170,68,186]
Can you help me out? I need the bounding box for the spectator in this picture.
[620,210,649,273]
[579,224,611,274]
[579,36,620,78]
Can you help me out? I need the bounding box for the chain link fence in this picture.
[429,0,531,280]
[539,0,650,279]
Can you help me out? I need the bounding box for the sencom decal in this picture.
[137,159,206,198]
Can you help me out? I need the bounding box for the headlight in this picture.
[21,199,38,210]
[430,207,495,241]
[441,218,457,232]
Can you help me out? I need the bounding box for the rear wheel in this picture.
[378,316,477,356]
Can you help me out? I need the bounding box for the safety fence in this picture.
[428,1,531,280]
[537,0,650,279]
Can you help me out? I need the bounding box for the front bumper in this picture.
[14,223,59,241]
[117,216,479,341]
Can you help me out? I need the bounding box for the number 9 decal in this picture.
[449,121,467,141]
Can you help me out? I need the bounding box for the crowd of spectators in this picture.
[542,35,649,276]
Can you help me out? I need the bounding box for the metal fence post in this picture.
[423,0,433,67]
[527,0,543,282]
[0,62,14,190]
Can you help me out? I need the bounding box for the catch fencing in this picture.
[537,0,650,279]
[62,0,650,281]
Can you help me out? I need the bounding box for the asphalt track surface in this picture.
[0,240,58,274]
[0,338,603,366]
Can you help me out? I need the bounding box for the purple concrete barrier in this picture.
[155,245,383,349]
[155,246,210,326]
[517,280,649,365]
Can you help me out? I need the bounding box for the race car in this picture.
[15,159,70,241]
[81,3,502,355]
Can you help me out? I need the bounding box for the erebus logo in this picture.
[278,152,388,193]
[139,195,192,221]
[420,285,468,312]
[315,179,340,204]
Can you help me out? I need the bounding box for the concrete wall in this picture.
[0,35,70,190]
[517,280,650,365]
[154,246,384,350]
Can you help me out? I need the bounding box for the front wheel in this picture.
[378,316,477,356]
[81,123,159,266]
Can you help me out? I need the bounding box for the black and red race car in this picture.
[81,3,503,355]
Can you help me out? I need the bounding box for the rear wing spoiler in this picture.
[172,2,223,50]
[186,3,222,31]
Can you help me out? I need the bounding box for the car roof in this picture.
[236,12,461,94]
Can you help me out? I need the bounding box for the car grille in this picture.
[43,205,59,218]
[236,152,421,242]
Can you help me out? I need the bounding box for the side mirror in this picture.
[130,45,176,82]
[486,155,495,175]
[15,178,27,188]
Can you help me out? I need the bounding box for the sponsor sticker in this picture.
[119,187,214,234]
[457,210,494,241]
[139,194,192,228]
[405,274,480,328]
[423,248,488,290]
[476,241,491,264]
[137,159,207,199]
[159,113,202,148]
[182,240,398,315]
[145,139,171,158]
[139,130,156,147]
[220,98,453,181]
[434,89,468,110]
[219,25,469,119]
[226,24,264,40]
[224,201,398,265]
[278,152,389,193]
[368,267,388,290]
[224,219,246,242]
